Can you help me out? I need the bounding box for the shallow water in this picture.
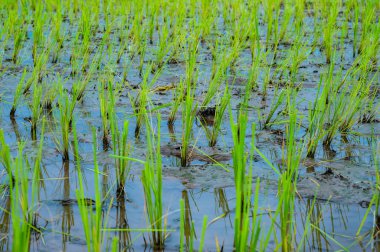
[0,1,379,251]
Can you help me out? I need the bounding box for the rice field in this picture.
[0,0,379,251]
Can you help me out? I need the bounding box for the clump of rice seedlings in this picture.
[281,34,310,86]
[56,86,76,161]
[277,91,303,251]
[262,0,281,50]
[75,127,111,252]
[201,86,230,147]
[78,5,92,56]
[261,52,273,98]
[263,88,286,129]
[247,46,261,90]
[185,35,199,87]
[116,39,128,65]
[5,121,44,251]
[50,1,64,63]
[323,70,373,147]
[198,1,215,41]
[359,91,379,123]
[141,115,166,249]
[72,61,98,102]
[168,32,185,64]
[10,69,27,118]
[201,50,231,109]
[350,0,360,57]
[358,1,377,55]
[11,15,27,64]
[306,76,329,158]
[9,144,34,251]
[321,0,340,64]
[98,76,115,149]
[154,22,171,71]
[337,76,374,133]
[32,5,46,64]
[168,79,185,125]
[23,49,50,94]
[260,91,304,251]
[229,102,256,251]
[110,119,131,195]
[131,63,162,137]
[138,40,148,76]
[29,83,43,140]
[181,82,197,167]
[278,0,294,43]
[0,18,10,69]
[227,37,244,75]
[0,130,13,181]
[42,79,60,112]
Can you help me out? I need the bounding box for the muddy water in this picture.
[0,4,379,252]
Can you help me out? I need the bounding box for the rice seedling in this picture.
[0,130,13,181]
[229,101,256,251]
[277,91,304,251]
[2,120,45,251]
[185,35,199,87]
[56,85,76,161]
[110,118,131,193]
[358,0,377,55]
[262,0,281,50]
[11,16,27,64]
[200,86,230,147]
[323,67,374,147]
[42,84,56,112]
[9,69,27,118]
[0,18,10,69]
[321,0,340,64]
[306,76,329,158]
[278,0,294,43]
[181,82,197,167]
[201,50,231,109]
[32,5,46,64]
[154,22,171,71]
[141,115,165,249]
[138,40,147,76]
[338,76,375,133]
[50,1,64,64]
[98,76,115,149]
[263,88,286,129]
[23,49,50,94]
[29,83,43,140]
[131,63,162,137]
[9,144,34,252]
[168,79,185,125]
[359,90,379,124]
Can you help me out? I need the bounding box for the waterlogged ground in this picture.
[0,1,379,251]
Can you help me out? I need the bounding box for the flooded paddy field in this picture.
[0,0,379,251]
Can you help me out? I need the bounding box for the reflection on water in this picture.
[0,175,377,251]
[62,161,73,251]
